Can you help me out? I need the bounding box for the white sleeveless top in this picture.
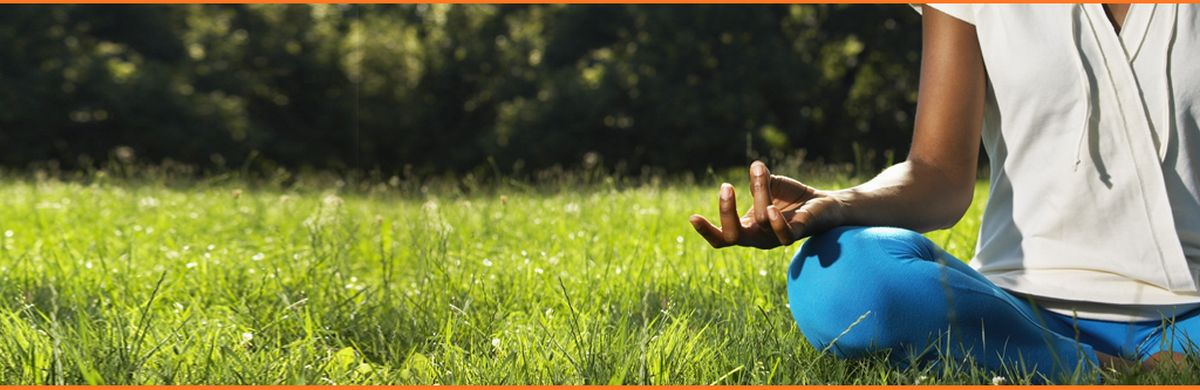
[917,4,1200,321]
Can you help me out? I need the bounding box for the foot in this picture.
[1142,351,1187,369]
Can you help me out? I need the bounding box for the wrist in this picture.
[823,188,858,227]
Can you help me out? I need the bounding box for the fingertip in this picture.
[750,161,765,176]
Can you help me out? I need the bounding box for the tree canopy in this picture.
[0,5,923,174]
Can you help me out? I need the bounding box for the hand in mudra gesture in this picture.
[689,161,846,249]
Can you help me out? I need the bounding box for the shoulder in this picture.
[911,4,980,26]
[912,4,1080,28]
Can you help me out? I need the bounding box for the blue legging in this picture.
[786,226,1200,383]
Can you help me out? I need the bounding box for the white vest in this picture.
[919,4,1200,320]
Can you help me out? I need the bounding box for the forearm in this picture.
[822,4,985,233]
[830,159,975,233]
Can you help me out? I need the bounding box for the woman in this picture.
[689,4,1200,382]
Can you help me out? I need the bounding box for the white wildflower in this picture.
[242,332,254,343]
[482,258,493,267]
[4,230,12,238]
[421,200,453,233]
[186,262,198,269]
[491,338,501,348]
[139,197,159,208]
[252,253,265,261]
[992,375,1006,385]
[323,194,343,207]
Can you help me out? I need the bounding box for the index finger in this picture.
[766,205,796,246]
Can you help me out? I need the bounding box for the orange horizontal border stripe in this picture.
[0,384,1195,386]
[0,385,1186,389]
[0,0,1187,3]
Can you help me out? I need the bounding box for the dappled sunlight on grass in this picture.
[0,172,1195,384]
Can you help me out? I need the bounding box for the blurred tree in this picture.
[0,5,923,174]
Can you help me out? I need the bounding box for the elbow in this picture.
[904,157,977,232]
[929,182,975,231]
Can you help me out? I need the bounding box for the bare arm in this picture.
[831,6,986,232]
[689,8,1147,371]
[690,7,986,247]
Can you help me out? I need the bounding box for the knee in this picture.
[785,226,937,357]
[788,226,931,281]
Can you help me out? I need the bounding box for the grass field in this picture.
[0,168,1196,384]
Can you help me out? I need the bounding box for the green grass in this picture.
[0,168,1196,384]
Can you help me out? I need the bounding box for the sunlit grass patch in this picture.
[0,170,1193,384]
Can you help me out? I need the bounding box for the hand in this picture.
[689,161,846,249]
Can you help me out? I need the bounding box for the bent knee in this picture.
[788,226,934,281]
[804,226,930,257]
[786,226,931,298]
[785,226,943,357]
[787,270,948,359]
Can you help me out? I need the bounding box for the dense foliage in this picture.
[0,5,922,174]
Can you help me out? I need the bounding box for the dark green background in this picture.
[0,5,922,175]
